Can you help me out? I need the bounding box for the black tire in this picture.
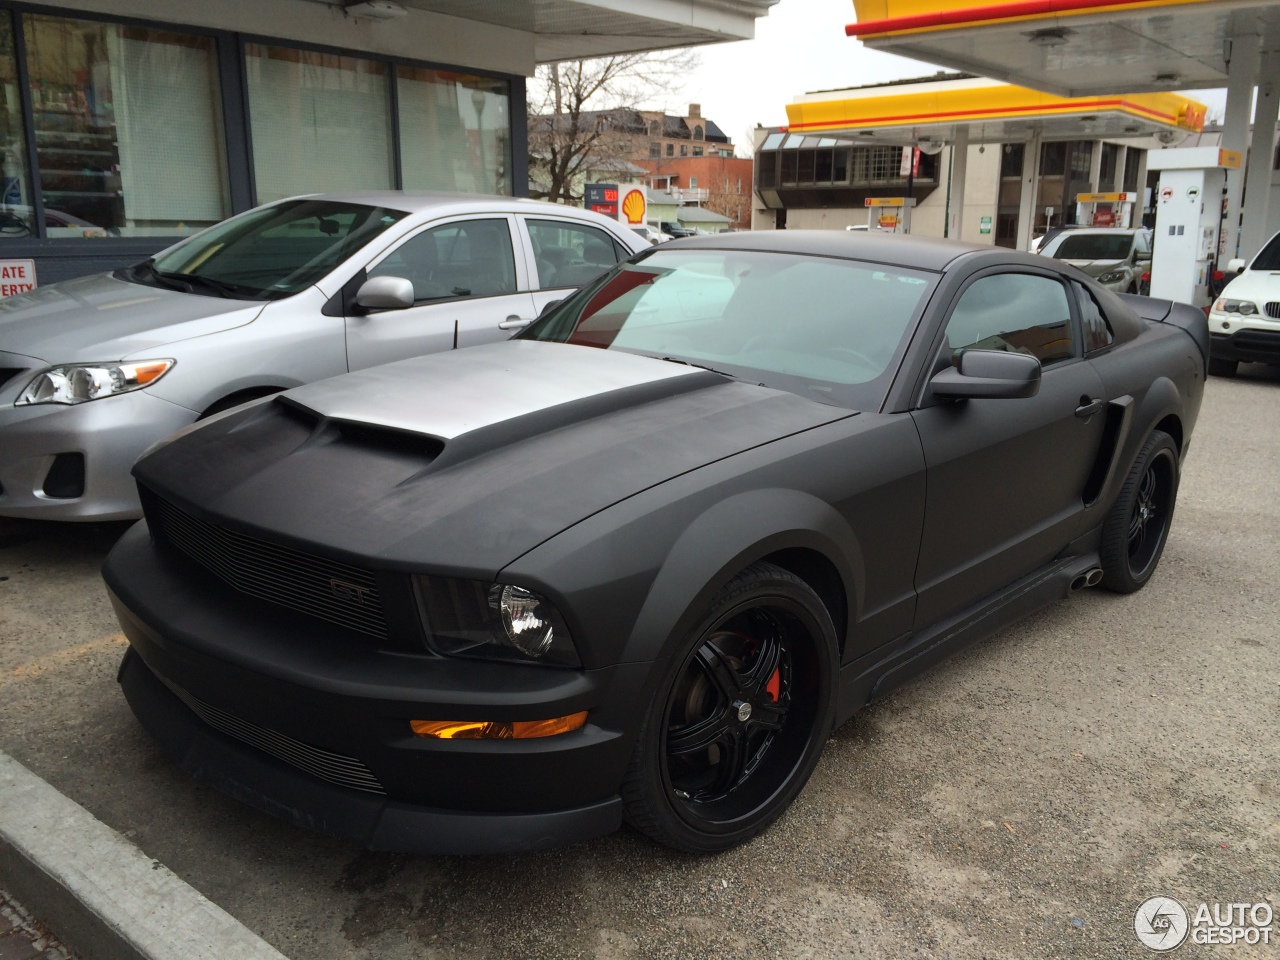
[1207,357,1238,378]
[1099,430,1179,594]
[1126,282,1138,295]
[620,562,838,852]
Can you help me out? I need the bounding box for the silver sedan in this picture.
[0,192,646,520]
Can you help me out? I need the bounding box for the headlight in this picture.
[413,576,580,667]
[1097,271,1126,284]
[1213,298,1259,315]
[16,360,174,406]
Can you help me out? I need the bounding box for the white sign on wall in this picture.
[0,259,36,297]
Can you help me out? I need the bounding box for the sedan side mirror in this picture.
[930,349,1042,400]
[1228,257,1247,275]
[538,298,565,318]
[355,275,415,311]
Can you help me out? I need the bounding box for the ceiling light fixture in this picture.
[1027,27,1072,48]
[343,1,408,20]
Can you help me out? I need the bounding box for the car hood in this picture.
[134,340,855,576]
[0,272,265,364]
[1220,269,1280,305]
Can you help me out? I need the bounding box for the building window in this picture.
[398,67,509,195]
[1040,141,1067,177]
[666,143,674,157]
[690,177,697,188]
[246,44,394,203]
[693,146,703,157]
[1124,149,1142,192]
[649,141,661,158]
[649,120,661,136]
[1098,142,1120,191]
[693,124,703,140]
[22,15,230,237]
[756,151,777,188]
[680,144,688,156]
[0,17,33,237]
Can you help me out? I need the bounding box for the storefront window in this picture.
[0,16,32,239]
[23,15,229,238]
[397,67,509,195]
[246,44,393,203]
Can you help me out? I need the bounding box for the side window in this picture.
[1136,231,1152,256]
[1074,282,1114,353]
[945,273,1076,367]
[526,218,623,289]
[369,219,516,301]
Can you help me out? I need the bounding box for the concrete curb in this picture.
[0,750,288,960]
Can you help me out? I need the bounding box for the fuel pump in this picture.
[865,197,916,234]
[1075,192,1138,228]
[1146,148,1241,308]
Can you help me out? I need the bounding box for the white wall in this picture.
[44,0,538,77]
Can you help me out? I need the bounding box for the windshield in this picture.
[1252,231,1280,270]
[522,248,934,410]
[1049,232,1134,261]
[122,200,407,300]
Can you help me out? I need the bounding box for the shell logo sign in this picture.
[622,189,646,225]
[1177,102,1207,132]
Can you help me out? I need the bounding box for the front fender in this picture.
[622,488,863,666]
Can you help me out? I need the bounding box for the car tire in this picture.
[1207,358,1238,378]
[198,388,281,420]
[620,561,838,852]
[1099,430,1180,594]
[1126,282,1138,294]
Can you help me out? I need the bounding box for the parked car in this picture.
[104,231,1206,855]
[1206,229,1280,376]
[0,192,647,520]
[1039,227,1152,292]
[659,221,698,238]
[630,224,675,245]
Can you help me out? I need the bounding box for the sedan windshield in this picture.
[523,248,934,410]
[1048,233,1134,261]
[121,200,407,300]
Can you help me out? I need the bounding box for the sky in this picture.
[669,0,1229,156]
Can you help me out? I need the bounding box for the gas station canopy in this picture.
[846,0,1280,97]
[785,75,1207,145]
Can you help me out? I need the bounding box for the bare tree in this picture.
[528,50,698,204]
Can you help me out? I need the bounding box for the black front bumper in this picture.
[105,522,651,854]
[1210,329,1280,365]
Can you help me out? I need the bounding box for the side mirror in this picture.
[355,275,415,311]
[538,298,565,318]
[1228,257,1247,275]
[930,349,1042,400]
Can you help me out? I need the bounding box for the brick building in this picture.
[638,156,755,230]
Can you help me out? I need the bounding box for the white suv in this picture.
[1209,232,1280,376]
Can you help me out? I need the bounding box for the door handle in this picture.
[1075,397,1105,419]
[499,316,533,330]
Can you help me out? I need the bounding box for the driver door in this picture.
[345,215,535,371]
[910,269,1109,627]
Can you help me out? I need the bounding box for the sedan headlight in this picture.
[1097,270,1127,284]
[414,576,580,667]
[16,360,174,406]
[1213,298,1259,316]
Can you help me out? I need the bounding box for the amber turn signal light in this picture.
[410,711,587,740]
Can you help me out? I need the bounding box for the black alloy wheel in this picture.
[1100,430,1179,593]
[621,562,837,852]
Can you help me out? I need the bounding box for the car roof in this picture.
[664,230,992,272]
[1055,227,1147,236]
[276,191,623,223]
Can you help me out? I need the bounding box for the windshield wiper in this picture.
[153,270,262,300]
[659,356,763,386]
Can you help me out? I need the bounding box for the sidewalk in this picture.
[0,751,289,960]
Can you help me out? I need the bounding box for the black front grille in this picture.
[1234,329,1280,354]
[1265,302,1280,319]
[172,684,385,794]
[148,494,388,638]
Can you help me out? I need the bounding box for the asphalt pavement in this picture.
[0,366,1276,960]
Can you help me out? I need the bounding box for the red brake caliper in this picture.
[766,667,781,702]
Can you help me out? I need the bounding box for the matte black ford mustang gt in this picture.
[103,232,1208,854]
